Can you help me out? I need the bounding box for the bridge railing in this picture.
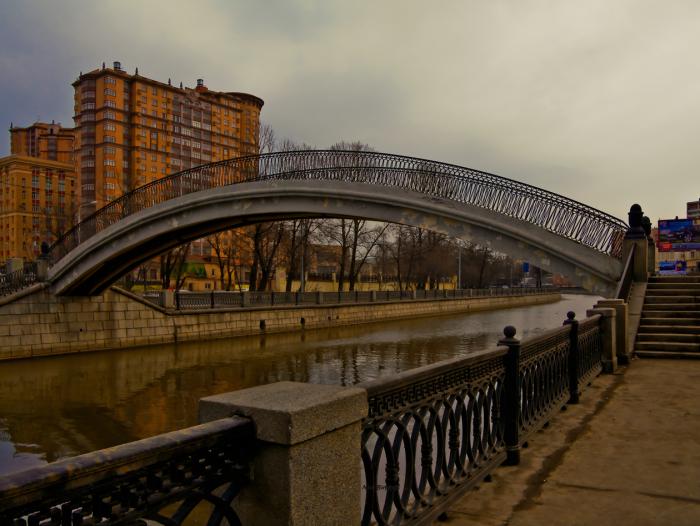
[357,312,602,525]
[0,417,255,525]
[48,150,629,266]
[0,313,606,525]
[158,287,555,311]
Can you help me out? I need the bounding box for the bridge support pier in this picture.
[586,307,617,373]
[199,382,366,526]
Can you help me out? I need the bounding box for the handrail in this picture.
[49,150,629,264]
[0,417,254,524]
[614,243,636,301]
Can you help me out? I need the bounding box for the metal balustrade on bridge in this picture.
[141,287,556,311]
[0,311,607,526]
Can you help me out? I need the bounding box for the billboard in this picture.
[659,260,687,275]
[657,218,700,252]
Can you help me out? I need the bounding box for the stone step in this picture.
[641,311,700,319]
[642,303,700,311]
[639,318,700,327]
[635,350,700,359]
[646,286,700,293]
[636,333,700,343]
[643,296,700,303]
[635,341,700,352]
[649,276,700,283]
[637,324,700,334]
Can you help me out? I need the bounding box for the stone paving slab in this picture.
[439,359,700,526]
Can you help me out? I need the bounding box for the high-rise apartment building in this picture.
[1,122,78,263]
[72,61,264,215]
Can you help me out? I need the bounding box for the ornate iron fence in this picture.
[49,150,628,265]
[0,417,254,526]
[0,262,38,297]
[357,312,602,525]
[158,287,555,311]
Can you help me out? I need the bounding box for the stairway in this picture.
[635,276,700,358]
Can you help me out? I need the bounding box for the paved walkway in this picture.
[440,359,700,526]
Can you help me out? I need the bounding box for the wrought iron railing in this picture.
[357,312,602,525]
[158,287,555,311]
[49,150,628,264]
[0,262,38,297]
[0,417,254,525]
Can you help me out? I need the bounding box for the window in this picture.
[104,110,115,120]
[104,76,116,85]
[104,88,116,96]
[105,100,116,108]
[192,120,201,128]
[104,146,116,155]
[104,135,116,143]
[104,159,116,166]
[104,123,116,131]
[81,114,95,123]
[152,86,158,95]
[82,102,95,110]
[105,182,116,190]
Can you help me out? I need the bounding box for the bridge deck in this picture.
[443,359,700,525]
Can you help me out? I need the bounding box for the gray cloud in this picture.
[1,0,698,221]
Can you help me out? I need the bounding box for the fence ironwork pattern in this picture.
[49,150,628,265]
[357,313,603,525]
[0,417,254,526]
[161,287,554,311]
[0,262,38,297]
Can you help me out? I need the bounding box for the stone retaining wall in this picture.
[0,286,560,361]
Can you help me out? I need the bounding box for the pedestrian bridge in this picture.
[47,150,628,296]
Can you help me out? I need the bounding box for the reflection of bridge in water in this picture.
[37,150,628,296]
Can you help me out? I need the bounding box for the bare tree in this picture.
[160,243,191,290]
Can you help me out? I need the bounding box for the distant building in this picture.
[688,198,700,220]
[0,154,78,263]
[72,61,264,216]
[10,121,77,164]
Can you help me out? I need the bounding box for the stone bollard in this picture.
[595,299,629,364]
[199,382,367,526]
[241,291,248,308]
[161,290,175,309]
[586,307,617,373]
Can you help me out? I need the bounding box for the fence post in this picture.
[199,382,367,525]
[295,291,300,305]
[270,291,275,306]
[210,290,215,309]
[500,325,521,465]
[316,291,323,305]
[175,291,181,310]
[370,290,377,302]
[241,291,248,308]
[564,311,580,404]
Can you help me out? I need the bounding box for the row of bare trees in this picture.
[123,125,528,292]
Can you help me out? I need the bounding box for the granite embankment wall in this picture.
[0,286,559,361]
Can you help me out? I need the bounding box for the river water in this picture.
[0,294,599,476]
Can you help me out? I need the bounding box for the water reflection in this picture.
[0,294,598,475]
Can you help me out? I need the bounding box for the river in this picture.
[0,293,599,476]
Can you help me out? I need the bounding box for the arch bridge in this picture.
[46,150,628,296]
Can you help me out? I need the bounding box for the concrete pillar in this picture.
[199,382,367,526]
[596,299,629,364]
[36,259,49,281]
[161,290,175,309]
[647,238,656,275]
[623,204,649,282]
[586,307,617,373]
[241,291,248,308]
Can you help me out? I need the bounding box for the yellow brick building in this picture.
[0,155,78,262]
[72,61,264,216]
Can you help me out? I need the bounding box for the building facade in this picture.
[0,155,78,263]
[72,61,264,216]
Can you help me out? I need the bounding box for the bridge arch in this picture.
[47,151,627,296]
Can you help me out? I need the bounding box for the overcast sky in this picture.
[1,0,698,222]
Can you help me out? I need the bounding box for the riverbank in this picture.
[0,286,559,361]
